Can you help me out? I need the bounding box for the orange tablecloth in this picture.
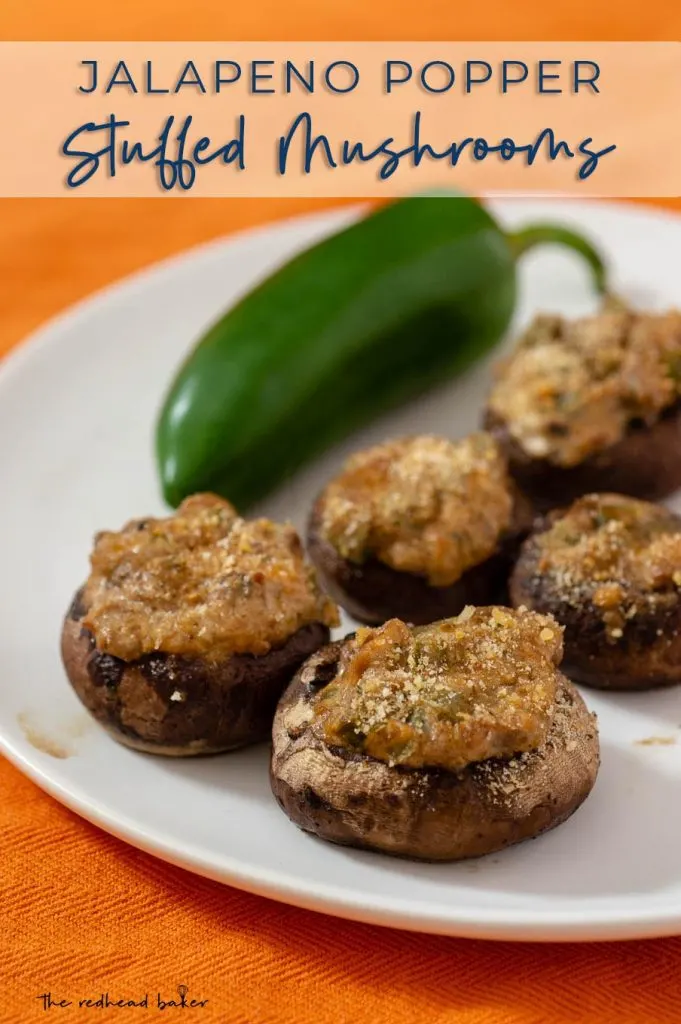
[3,3,681,1022]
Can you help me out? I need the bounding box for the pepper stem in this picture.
[507,222,607,295]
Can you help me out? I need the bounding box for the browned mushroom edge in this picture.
[510,501,681,692]
[307,492,534,628]
[270,641,600,862]
[62,587,330,756]
[485,400,681,514]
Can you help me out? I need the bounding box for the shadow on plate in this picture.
[150,734,681,899]
[314,740,681,899]
[151,741,274,805]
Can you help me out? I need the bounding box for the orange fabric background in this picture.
[3,3,681,1022]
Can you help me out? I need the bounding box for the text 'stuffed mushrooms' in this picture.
[270,607,599,861]
[61,494,339,755]
[307,433,533,626]
[511,493,681,691]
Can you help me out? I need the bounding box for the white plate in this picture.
[2,199,681,943]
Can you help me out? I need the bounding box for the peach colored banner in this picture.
[0,42,679,196]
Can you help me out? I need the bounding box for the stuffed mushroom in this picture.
[511,492,681,691]
[271,607,599,861]
[61,494,339,755]
[307,433,533,626]
[484,308,681,511]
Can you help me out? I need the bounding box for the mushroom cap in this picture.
[62,590,330,755]
[485,401,681,513]
[307,487,533,627]
[510,497,681,691]
[270,640,600,861]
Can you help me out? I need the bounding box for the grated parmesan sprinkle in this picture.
[487,309,681,466]
[316,433,515,586]
[82,493,339,661]
[312,607,563,771]
[527,493,681,636]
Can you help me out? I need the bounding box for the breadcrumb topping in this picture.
[487,310,681,466]
[531,493,681,636]
[316,433,515,586]
[82,493,339,661]
[312,607,562,771]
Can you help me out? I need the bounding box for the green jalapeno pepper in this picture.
[156,195,606,509]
